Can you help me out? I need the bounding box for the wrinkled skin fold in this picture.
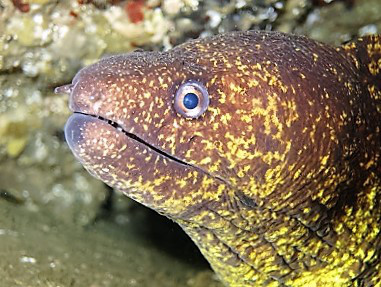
[60,31,381,287]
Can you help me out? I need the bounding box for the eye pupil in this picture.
[183,93,199,109]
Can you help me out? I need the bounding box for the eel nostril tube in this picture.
[54,84,74,94]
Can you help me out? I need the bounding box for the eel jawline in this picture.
[74,112,192,167]
[70,112,232,186]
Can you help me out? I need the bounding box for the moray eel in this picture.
[56,30,381,287]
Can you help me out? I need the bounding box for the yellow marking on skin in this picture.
[143,91,151,99]
[210,75,218,85]
[220,113,232,125]
[247,78,259,87]
[217,89,227,104]
[229,82,244,94]
[368,59,380,76]
[293,169,301,179]
[200,157,212,165]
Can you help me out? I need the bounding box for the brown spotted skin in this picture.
[62,31,381,286]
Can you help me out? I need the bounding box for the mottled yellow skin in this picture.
[62,31,381,286]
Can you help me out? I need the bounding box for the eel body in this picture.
[58,30,381,286]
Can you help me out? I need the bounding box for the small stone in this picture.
[6,137,28,158]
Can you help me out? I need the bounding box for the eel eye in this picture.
[174,81,209,118]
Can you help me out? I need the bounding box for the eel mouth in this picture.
[65,112,231,186]
[66,112,192,167]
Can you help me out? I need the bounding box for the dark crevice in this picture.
[134,204,210,268]
[0,189,24,205]
[91,185,115,224]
